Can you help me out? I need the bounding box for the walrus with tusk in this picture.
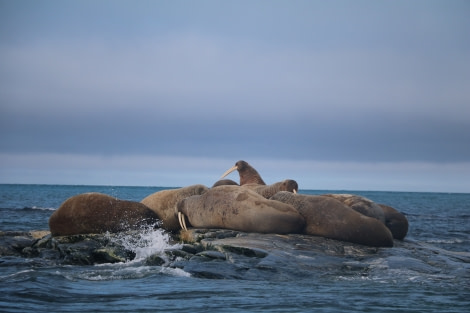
[176,185,305,234]
[220,160,266,185]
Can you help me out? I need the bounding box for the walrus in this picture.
[243,179,299,198]
[211,179,239,188]
[220,160,266,185]
[141,184,209,232]
[49,193,159,236]
[270,192,394,247]
[176,185,305,234]
[378,204,409,240]
[322,194,386,223]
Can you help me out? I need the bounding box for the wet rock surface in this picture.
[178,229,382,279]
[1,229,379,276]
[2,228,465,281]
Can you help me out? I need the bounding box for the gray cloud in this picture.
[1,32,469,162]
[1,1,469,191]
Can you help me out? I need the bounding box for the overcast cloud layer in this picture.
[1,1,469,192]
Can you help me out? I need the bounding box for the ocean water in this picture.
[0,184,469,312]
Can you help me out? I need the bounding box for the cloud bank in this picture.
[1,1,469,192]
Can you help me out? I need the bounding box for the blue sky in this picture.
[1,0,469,192]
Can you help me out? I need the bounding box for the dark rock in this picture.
[196,250,226,260]
[219,245,268,258]
[145,254,166,266]
[92,248,127,263]
[181,244,201,254]
[59,238,102,265]
[166,249,193,259]
[38,249,61,260]
[172,229,385,280]
[0,231,41,256]
[1,228,394,281]
[182,254,244,279]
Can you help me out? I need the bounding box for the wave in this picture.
[41,227,191,282]
[29,206,56,211]
[67,264,189,281]
[424,238,464,244]
[0,207,56,211]
[0,269,36,283]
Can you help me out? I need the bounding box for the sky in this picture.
[1,0,469,193]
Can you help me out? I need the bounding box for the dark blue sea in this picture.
[1,184,469,312]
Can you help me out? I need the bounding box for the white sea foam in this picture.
[78,265,158,281]
[53,226,191,281]
[68,263,191,281]
[30,206,56,211]
[108,226,182,261]
[159,266,191,278]
[425,238,464,244]
[0,269,35,281]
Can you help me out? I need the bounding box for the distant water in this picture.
[1,184,469,312]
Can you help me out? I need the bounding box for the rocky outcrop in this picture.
[1,228,384,278]
[3,227,468,285]
[0,230,134,265]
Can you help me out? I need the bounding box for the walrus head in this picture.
[220,160,266,185]
[281,179,298,194]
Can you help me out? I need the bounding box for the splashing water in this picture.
[107,225,182,262]
[48,226,190,282]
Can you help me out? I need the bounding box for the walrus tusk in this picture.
[220,165,238,179]
[177,212,182,229]
[182,214,187,231]
[180,212,187,231]
[293,189,297,194]
[178,212,188,231]
[178,212,186,231]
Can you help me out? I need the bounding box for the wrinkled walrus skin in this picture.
[177,185,305,234]
[141,184,209,232]
[49,193,159,236]
[271,192,394,247]
[322,194,409,240]
[322,194,386,223]
[242,179,298,199]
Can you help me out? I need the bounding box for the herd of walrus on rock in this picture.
[48,160,409,247]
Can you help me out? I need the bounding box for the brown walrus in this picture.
[49,192,159,236]
[176,185,305,234]
[378,204,409,240]
[270,192,394,247]
[321,193,408,239]
[322,194,386,223]
[211,179,239,188]
[220,160,266,185]
[141,184,209,232]
[243,179,299,198]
